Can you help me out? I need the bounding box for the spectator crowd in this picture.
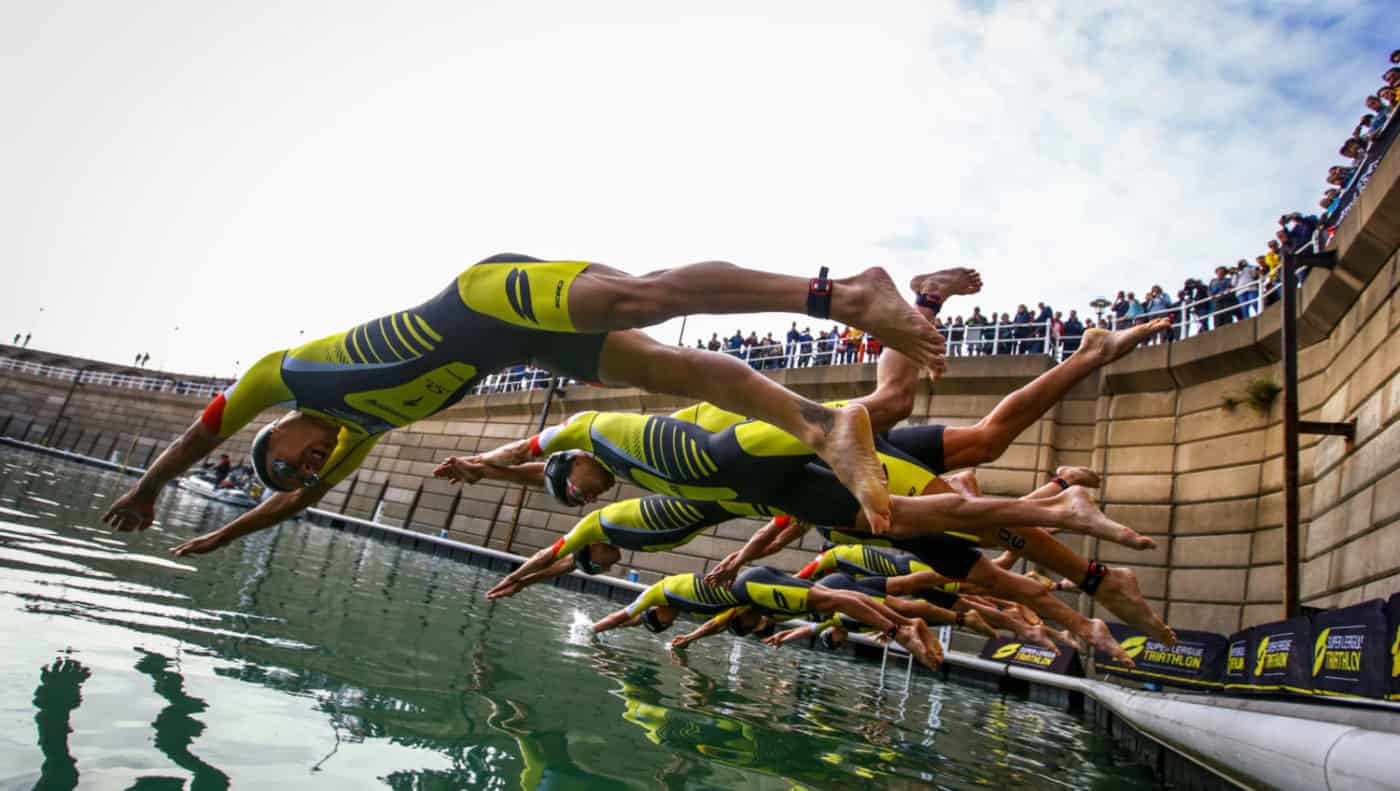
[474,50,1400,392]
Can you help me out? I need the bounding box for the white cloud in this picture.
[0,0,1392,374]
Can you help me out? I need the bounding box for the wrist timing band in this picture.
[955,611,967,627]
[1080,561,1108,596]
[1052,476,1070,490]
[808,267,833,319]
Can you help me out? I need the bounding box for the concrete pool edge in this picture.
[7,437,1399,790]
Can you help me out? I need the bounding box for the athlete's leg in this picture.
[597,330,891,533]
[850,267,982,430]
[570,262,948,372]
[941,318,1172,470]
[872,487,1155,549]
[963,556,1133,665]
[973,524,1175,646]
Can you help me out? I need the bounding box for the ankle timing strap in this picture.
[807,266,833,319]
[1051,476,1070,490]
[915,292,944,315]
[1080,562,1108,596]
[955,611,967,627]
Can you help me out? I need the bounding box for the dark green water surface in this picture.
[0,448,1159,789]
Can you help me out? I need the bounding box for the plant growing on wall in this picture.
[1221,378,1281,415]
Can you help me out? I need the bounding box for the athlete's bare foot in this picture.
[1075,318,1173,367]
[895,620,943,669]
[832,267,946,372]
[813,403,891,534]
[1096,567,1177,647]
[909,267,983,300]
[961,610,999,640]
[1086,618,1134,667]
[1017,623,1061,653]
[1055,465,1101,489]
[1060,487,1156,550]
[944,470,982,497]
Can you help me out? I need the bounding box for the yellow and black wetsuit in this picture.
[816,526,984,581]
[807,544,936,579]
[530,411,812,509]
[529,405,942,524]
[199,254,608,485]
[624,574,742,618]
[728,566,817,616]
[549,496,734,558]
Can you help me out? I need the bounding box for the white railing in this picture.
[0,358,226,398]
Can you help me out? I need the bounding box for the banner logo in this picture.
[1314,628,1332,677]
[1255,636,1271,677]
[1121,635,1147,659]
[992,643,1022,660]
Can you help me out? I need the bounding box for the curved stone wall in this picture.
[3,148,1398,634]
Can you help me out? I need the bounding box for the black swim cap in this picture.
[819,628,842,650]
[543,451,583,506]
[728,614,756,637]
[641,608,670,633]
[574,545,602,575]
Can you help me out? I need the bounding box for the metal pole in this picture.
[1281,250,1301,619]
[676,315,688,347]
[39,366,87,446]
[340,475,359,515]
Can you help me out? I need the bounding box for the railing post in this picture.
[340,475,359,514]
[992,323,1001,355]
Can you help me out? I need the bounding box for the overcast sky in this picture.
[2,0,1394,377]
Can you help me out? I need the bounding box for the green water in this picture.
[0,448,1159,789]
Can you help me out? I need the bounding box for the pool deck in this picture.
[7,435,1399,791]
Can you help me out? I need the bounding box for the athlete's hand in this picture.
[171,531,227,557]
[703,553,743,587]
[669,634,696,651]
[102,488,158,532]
[485,578,522,599]
[762,627,811,648]
[434,457,485,485]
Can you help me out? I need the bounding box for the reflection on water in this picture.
[0,449,1159,789]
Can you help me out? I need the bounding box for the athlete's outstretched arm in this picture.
[436,456,546,488]
[103,420,223,532]
[467,438,536,469]
[484,548,571,599]
[808,588,942,668]
[670,609,741,650]
[487,548,573,599]
[762,623,821,648]
[170,483,327,556]
[705,516,809,586]
[591,608,642,634]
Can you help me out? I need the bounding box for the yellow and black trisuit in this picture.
[199,254,607,486]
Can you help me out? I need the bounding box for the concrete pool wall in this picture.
[3,144,1400,639]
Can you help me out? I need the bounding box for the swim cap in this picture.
[641,608,670,634]
[728,614,756,637]
[574,544,602,575]
[543,451,584,506]
[250,423,293,493]
[819,628,843,650]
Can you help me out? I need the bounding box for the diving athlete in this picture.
[590,566,944,669]
[104,254,957,549]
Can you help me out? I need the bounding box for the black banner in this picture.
[1388,593,1400,702]
[1326,117,1398,240]
[1229,616,1313,695]
[1096,622,1227,689]
[979,636,1080,675]
[1307,599,1390,700]
[1222,628,1252,690]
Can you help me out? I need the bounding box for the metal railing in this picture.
[0,358,227,398]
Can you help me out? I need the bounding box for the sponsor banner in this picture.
[1307,599,1390,700]
[1227,616,1312,696]
[1325,117,1398,239]
[1222,628,1253,690]
[979,636,1079,675]
[1096,622,1226,689]
[1389,594,1400,702]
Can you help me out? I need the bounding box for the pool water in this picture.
[0,448,1160,789]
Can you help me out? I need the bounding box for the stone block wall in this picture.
[3,144,1399,631]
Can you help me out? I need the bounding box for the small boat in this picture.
[177,474,261,508]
